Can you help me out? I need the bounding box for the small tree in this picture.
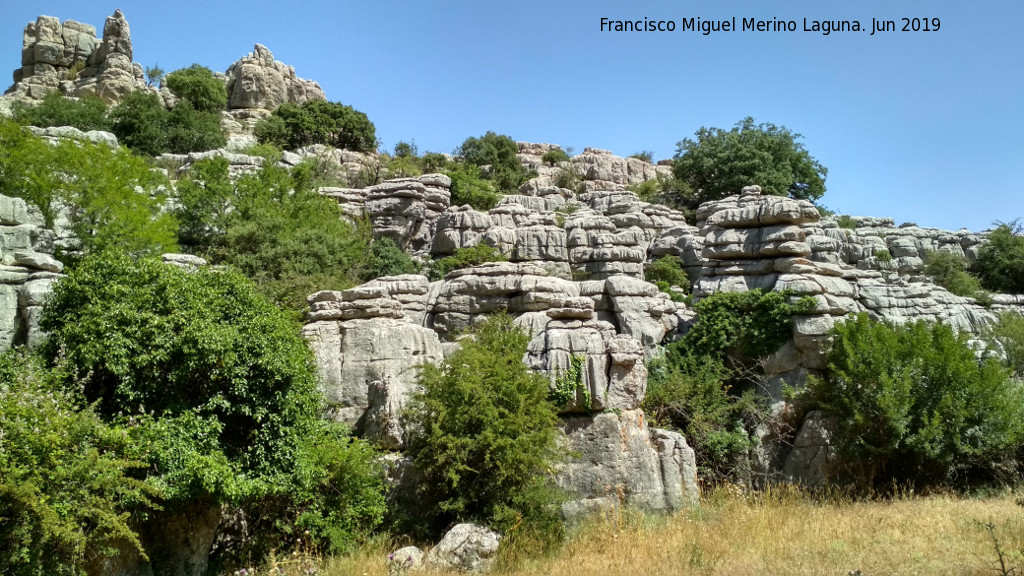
[164,64,227,113]
[923,250,984,298]
[404,313,564,539]
[673,117,827,210]
[255,100,376,152]
[974,221,1024,293]
[456,131,532,193]
[144,64,165,87]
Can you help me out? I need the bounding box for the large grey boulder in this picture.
[424,524,501,573]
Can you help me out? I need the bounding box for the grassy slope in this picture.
[311,488,1024,576]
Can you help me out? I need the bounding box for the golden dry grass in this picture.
[304,488,1024,576]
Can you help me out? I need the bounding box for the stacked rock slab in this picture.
[366,174,452,254]
[302,262,699,515]
[0,194,64,351]
[7,10,152,105]
[301,283,443,449]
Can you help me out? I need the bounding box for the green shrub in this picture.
[108,92,224,155]
[39,253,387,563]
[974,222,1024,293]
[983,312,1024,378]
[255,100,376,152]
[0,118,177,258]
[923,250,984,297]
[0,352,157,576]
[164,64,227,113]
[629,150,654,163]
[456,131,533,193]
[645,255,690,291]
[144,64,165,87]
[836,215,857,229]
[806,313,1024,488]
[404,313,564,541]
[446,163,501,211]
[541,148,569,166]
[683,289,814,361]
[874,248,893,262]
[429,243,507,281]
[644,353,757,483]
[175,158,372,319]
[12,90,109,132]
[552,165,582,193]
[364,237,419,280]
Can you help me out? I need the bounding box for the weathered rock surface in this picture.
[367,174,452,254]
[781,411,835,486]
[224,44,325,110]
[424,524,501,573]
[558,410,698,519]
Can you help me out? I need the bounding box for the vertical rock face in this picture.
[0,194,63,352]
[366,174,452,255]
[224,44,326,110]
[558,410,697,519]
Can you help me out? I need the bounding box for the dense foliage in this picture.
[37,253,386,562]
[404,313,564,541]
[806,314,1024,488]
[644,255,690,300]
[684,289,814,360]
[174,157,372,317]
[255,100,376,152]
[428,243,508,281]
[0,118,177,257]
[0,353,156,576]
[673,117,827,210]
[12,91,109,132]
[364,238,419,279]
[923,250,985,298]
[164,64,227,113]
[983,312,1024,378]
[109,91,225,155]
[446,163,501,210]
[974,222,1024,293]
[455,131,533,193]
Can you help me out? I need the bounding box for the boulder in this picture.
[424,524,501,573]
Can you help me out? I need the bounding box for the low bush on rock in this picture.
[455,131,534,194]
[255,100,376,153]
[404,313,565,545]
[11,90,110,132]
[428,243,507,281]
[164,64,227,113]
[805,313,1024,489]
[923,250,985,298]
[446,163,501,210]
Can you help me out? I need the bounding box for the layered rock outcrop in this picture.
[6,10,151,104]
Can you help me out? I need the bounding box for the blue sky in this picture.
[2,0,1021,231]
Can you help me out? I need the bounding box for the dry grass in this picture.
[280,487,1024,576]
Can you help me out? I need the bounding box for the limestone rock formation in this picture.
[224,43,326,110]
[423,524,501,573]
[558,410,698,518]
[6,10,152,105]
[367,174,452,254]
[0,194,63,351]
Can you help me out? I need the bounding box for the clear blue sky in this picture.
[2,0,1021,231]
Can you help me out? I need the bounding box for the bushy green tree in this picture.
[404,313,564,540]
[11,90,109,132]
[673,117,827,209]
[456,131,532,193]
[541,148,569,167]
[108,92,225,155]
[0,352,157,576]
[974,222,1024,293]
[446,163,501,210]
[363,238,419,280]
[923,250,984,298]
[38,253,386,563]
[645,255,690,294]
[255,100,376,152]
[428,243,507,281]
[644,353,756,483]
[983,312,1024,378]
[164,64,227,113]
[174,158,371,318]
[806,313,1024,488]
[684,288,814,361]
[0,118,177,257]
